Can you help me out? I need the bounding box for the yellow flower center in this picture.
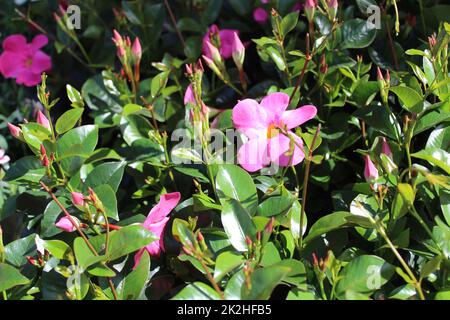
[267,123,280,139]
[25,58,33,68]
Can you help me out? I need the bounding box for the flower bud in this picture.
[36,110,51,130]
[204,40,222,66]
[131,37,142,63]
[232,32,245,71]
[55,216,79,232]
[327,0,338,21]
[304,0,317,22]
[364,155,379,183]
[7,123,22,139]
[381,137,393,159]
[71,192,85,207]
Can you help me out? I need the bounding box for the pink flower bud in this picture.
[327,0,338,9]
[55,216,78,232]
[385,70,390,83]
[381,137,393,159]
[184,84,195,106]
[376,67,384,82]
[40,144,47,156]
[204,40,222,64]
[112,29,122,44]
[7,123,22,139]
[36,110,51,130]
[364,155,379,183]
[41,154,49,167]
[304,0,317,21]
[185,64,193,75]
[117,46,126,58]
[232,32,245,70]
[253,8,269,24]
[305,0,318,8]
[71,192,85,207]
[132,37,142,62]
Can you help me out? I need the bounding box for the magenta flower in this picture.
[0,149,10,166]
[55,216,78,233]
[71,192,85,207]
[36,110,51,130]
[253,8,269,24]
[202,25,239,60]
[0,34,51,87]
[134,192,181,268]
[364,155,379,183]
[232,92,317,172]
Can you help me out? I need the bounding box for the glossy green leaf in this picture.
[55,108,84,134]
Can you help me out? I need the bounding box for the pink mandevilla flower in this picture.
[55,216,77,233]
[232,92,317,172]
[202,25,239,60]
[134,192,181,268]
[0,149,10,166]
[0,34,51,87]
[364,155,379,182]
[253,8,269,24]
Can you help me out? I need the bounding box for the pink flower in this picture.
[261,0,270,3]
[364,155,379,183]
[202,25,239,60]
[55,216,78,232]
[7,123,22,139]
[253,8,269,24]
[0,34,51,87]
[305,0,318,8]
[134,192,181,268]
[232,92,317,172]
[36,110,51,130]
[0,149,10,166]
[381,137,393,159]
[71,192,85,207]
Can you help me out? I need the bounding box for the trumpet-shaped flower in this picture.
[364,155,379,182]
[0,34,51,87]
[134,192,181,268]
[232,92,317,172]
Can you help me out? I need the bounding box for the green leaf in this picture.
[397,183,415,208]
[213,251,245,282]
[4,234,36,267]
[172,218,197,248]
[21,123,52,154]
[266,46,286,71]
[151,71,169,98]
[289,200,307,240]
[426,126,450,151]
[224,270,245,300]
[412,148,450,174]
[57,125,98,175]
[340,19,377,49]
[241,265,291,300]
[0,263,30,292]
[304,211,353,244]
[390,86,424,113]
[354,105,401,141]
[4,156,45,185]
[257,194,294,217]
[221,199,257,252]
[280,12,299,37]
[55,108,84,134]
[414,110,450,136]
[335,255,395,298]
[84,161,125,192]
[66,84,84,108]
[216,164,258,215]
[120,250,151,300]
[106,225,157,261]
[43,240,73,260]
[172,282,221,300]
[93,184,119,220]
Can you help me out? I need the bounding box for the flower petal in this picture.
[268,133,305,167]
[281,105,317,129]
[15,68,42,87]
[0,155,10,165]
[144,192,181,226]
[145,217,170,256]
[219,29,238,59]
[31,51,51,74]
[133,248,146,269]
[30,34,49,51]
[0,51,25,78]
[237,137,270,172]
[260,92,290,120]
[232,99,268,138]
[2,35,27,52]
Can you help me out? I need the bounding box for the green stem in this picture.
[2,291,7,300]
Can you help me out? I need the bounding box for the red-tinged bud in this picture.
[131,37,142,62]
[58,4,66,15]
[26,256,37,266]
[385,70,391,84]
[88,187,98,203]
[196,59,204,72]
[312,253,319,266]
[197,231,204,243]
[126,36,131,47]
[232,32,245,71]
[327,0,338,20]
[320,53,328,74]
[49,153,55,162]
[53,12,61,22]
[112,29,122,44]
[117,46,126,58]
[428,35,437,48]
[364,155,379,183]
[185,64,193,75]
[182,246,193,255]
[304,0,317,22]
[8,123,22,139]
[264,217,275,234]
[41,155,49,167]
[376,67,384,82]
[245,236,252,247]
[36,110,51,130]
[381,137,393,158]
[40,144,47,156]
[256,231,261,242]
[71,192,85,207]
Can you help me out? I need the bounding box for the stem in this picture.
[385,13,399,70]
[377,224,425,300]
[290,34,311,102]
[197,255,224,299]
[2,291,7,300]
[299,124,321,248]
[410,206,434,238]
[39,182,119,300]
[163,0,186,51]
